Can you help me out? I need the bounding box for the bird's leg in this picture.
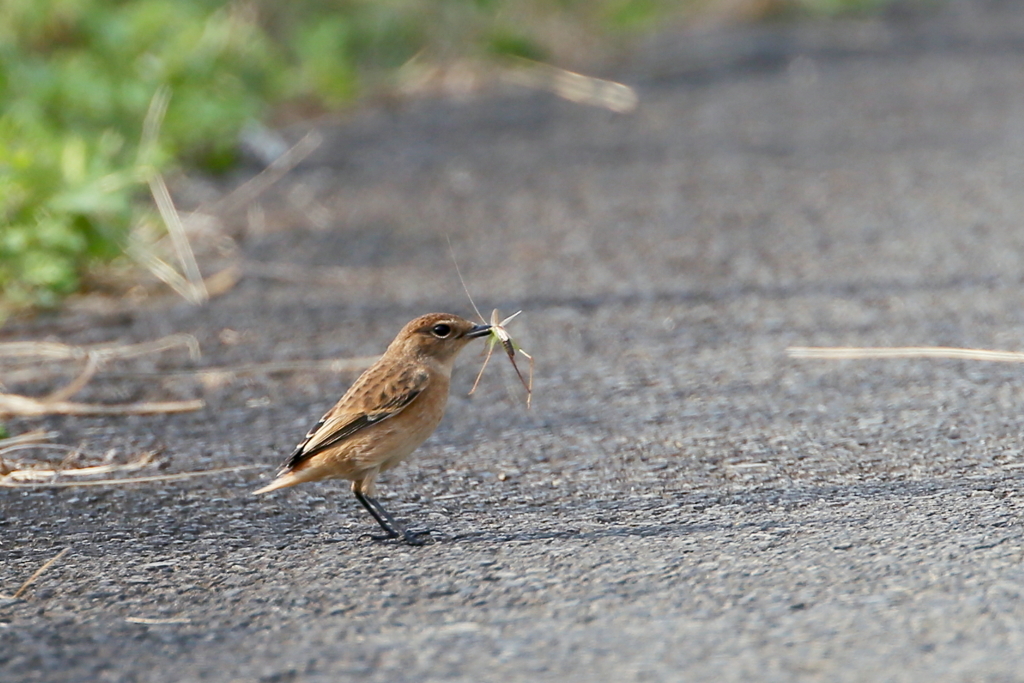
[354,490,399,539]
[353,490,432,546]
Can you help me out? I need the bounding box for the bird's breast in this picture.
[365,376,451,471]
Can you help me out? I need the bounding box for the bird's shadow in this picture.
[421,471,1024,547]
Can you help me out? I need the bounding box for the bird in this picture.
[254,312,491,545]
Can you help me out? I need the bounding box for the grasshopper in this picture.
[448,238,533,408]
[468,308,533,408]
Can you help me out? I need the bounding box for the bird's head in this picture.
[388,312,491,366]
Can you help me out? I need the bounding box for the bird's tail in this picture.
[252,470,305,495]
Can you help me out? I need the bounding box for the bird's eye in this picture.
[431,323,452,338]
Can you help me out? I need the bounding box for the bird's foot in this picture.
[361,529,432,545]
[400,529,434,546]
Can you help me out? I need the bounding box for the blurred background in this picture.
[19,5,1024,681]
[0,0,901,317]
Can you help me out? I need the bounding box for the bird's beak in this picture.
[465,323,492,339]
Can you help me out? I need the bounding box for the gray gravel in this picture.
[7,2,1024,681]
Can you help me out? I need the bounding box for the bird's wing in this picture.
[282,366,429,472]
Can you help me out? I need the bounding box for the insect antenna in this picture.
[446,234,485,324]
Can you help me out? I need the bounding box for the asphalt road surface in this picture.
[7,2,1024,681]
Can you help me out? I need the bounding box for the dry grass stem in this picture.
[130,87,207,305]
[0,334,203,417]
[0,334,199,364]
[138,85,170,163]
[148,173,208,304]
[0,393,204,418]
[0,430,58,475]
[0,464,261,489]
[501,58,638,113]
[203,264,243,298]
[788,346,1024,362]
[130,97,320,306]
[125,616,192,625]
[204,131,323,217]
[0,443,88,459]
[43,355,99,403]
[2,450,159,484]
[0,429,59,450]
[3,548,70,600]
[126,232,198,302]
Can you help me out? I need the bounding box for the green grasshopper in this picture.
[448,238,533,408]
[468,308,533,408]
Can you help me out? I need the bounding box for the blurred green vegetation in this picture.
[0,0,900,317]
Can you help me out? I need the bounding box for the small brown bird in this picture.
[254,313,491,545]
